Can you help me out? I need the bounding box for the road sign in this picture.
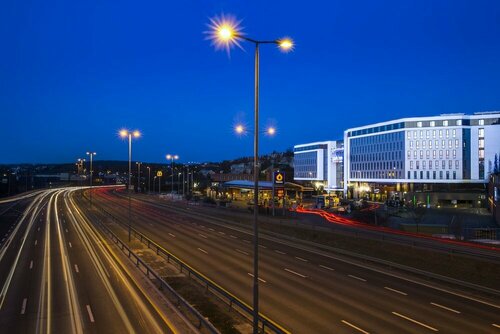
[157,171,163,177]
[274,171,285,185]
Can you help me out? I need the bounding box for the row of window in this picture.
[409,170,457,180]
[409,160,460,170]
[351,151,403,162]
[408,129,458,139]
[351,161,403,171]
[350,170,403,179]
[408,139,460,149]
[407,150,458,159]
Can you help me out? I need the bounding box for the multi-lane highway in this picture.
[92,187,500,333]
[0,188,178,333]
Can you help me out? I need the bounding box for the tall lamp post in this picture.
[119,129,141,242]
[166,154,179,194]
[208,15,293,333]
[86,151,96,207]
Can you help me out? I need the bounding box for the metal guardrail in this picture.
[86,196,289,334]
[88,210,220,334]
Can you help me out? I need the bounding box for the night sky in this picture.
[1,1,500,164]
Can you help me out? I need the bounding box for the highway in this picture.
[93,187,500,334]
[0,188,177,334]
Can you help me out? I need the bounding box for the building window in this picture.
[429,140,432,149]
[479,119,484,126]
[455,139,459,148]
[433,171,436,179]
[479,149,485,159]
[407,132,411,139]
[432,130,436,138]
[423,160,426,169]
[408,171,411,179]
[414,151,417,158]
[422,141,426,149]
[413,131,417,139]
[456,120,462,126]
[426,130,430,139]
[429,161,433,169]
[479,128,484,137]
[440,171,443,179]
[446,150,449,158]
[455,160,459,169]
[426,150,430,158]
[430,121,435,127]
[479,139,484,149]
[420,151,423,159]
[453,171,456,179]
[417,121,422,127]
[452,129,456,137]
[443,120,449,126]
[439,130,443,138]
[416,161,420,169]
[439,151,443,158]
[414,171,417,179]
[416,141,420,149]
[407,150,411,158]
[442,160,446,169]
[446,171,450,179]
[449,160,452,169]
[446,129,449,138]
[435,140,438,148]
[453,150,456,158]
[433,150,436,159]
[426,171,430,179]
[410,161,414,169]
[410,141,413,148]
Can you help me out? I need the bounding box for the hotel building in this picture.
[343,112,500,205]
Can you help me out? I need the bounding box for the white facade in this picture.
[293,141,344,191]
[343,112,500,194]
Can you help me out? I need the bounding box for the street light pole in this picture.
[147,166,151,193]
[120,129,140,242]
[208,18,293,333]
[166,154,179,194]
[86,151,96,207]
[136,162,142,192]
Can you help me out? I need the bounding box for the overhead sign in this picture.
[274,171,285,185]
[157,171,163,177]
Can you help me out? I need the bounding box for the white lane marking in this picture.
[430,302,460,314]
[284,268,307,278]
[348,274,367,282]
[492,324,500,328]
[65,229,68,233]
[392,312,438,332]
[68,242,72,248]
[30,261,33,270]
[86,305,95,322]
[218,232,225,235]
[258,244,267,249]
[384,287,407,296]
[229,235,238,239]
[247,273,267,283]
[34,240,37,246]
[208,228,214,231]
[168,233,175,238]
[21,298,28,314]
[197,248,208,254]
[275,250,286,255]
[74,265,79,273]
[235,249,249,256]
[319,265,335,271]
[295,256,308,262]
[198,233,208,239]
[242,239,251,243]
[341,320,370,334]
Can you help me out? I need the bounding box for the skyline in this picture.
[1,1,500,164]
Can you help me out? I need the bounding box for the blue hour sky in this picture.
[1,0,499,164]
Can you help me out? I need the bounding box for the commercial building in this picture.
[293,141,344,193]
[343,112,500,205]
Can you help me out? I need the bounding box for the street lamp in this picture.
[208,14,293,333]
[119,129,141,242]
[166,154,179,194]
[86,151,96,207]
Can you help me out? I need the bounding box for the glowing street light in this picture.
[166,154,179,194]
[207,14,293,334]
[119,128,141,242]
[234,124,277,136]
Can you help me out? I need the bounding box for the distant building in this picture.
[343,112,500,205]
[230,162,253,174]
[293,140,344,193]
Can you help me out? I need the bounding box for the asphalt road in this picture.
[0,188,176,334]
[93,187,500,334]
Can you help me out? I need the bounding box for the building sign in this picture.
[276,188,285,198]
[274,171,285,185]
[157,171,163,177]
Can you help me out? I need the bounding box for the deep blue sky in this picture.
[1,1,500,164]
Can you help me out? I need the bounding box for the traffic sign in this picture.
[157,171,163,177]
[274,171,285,185]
